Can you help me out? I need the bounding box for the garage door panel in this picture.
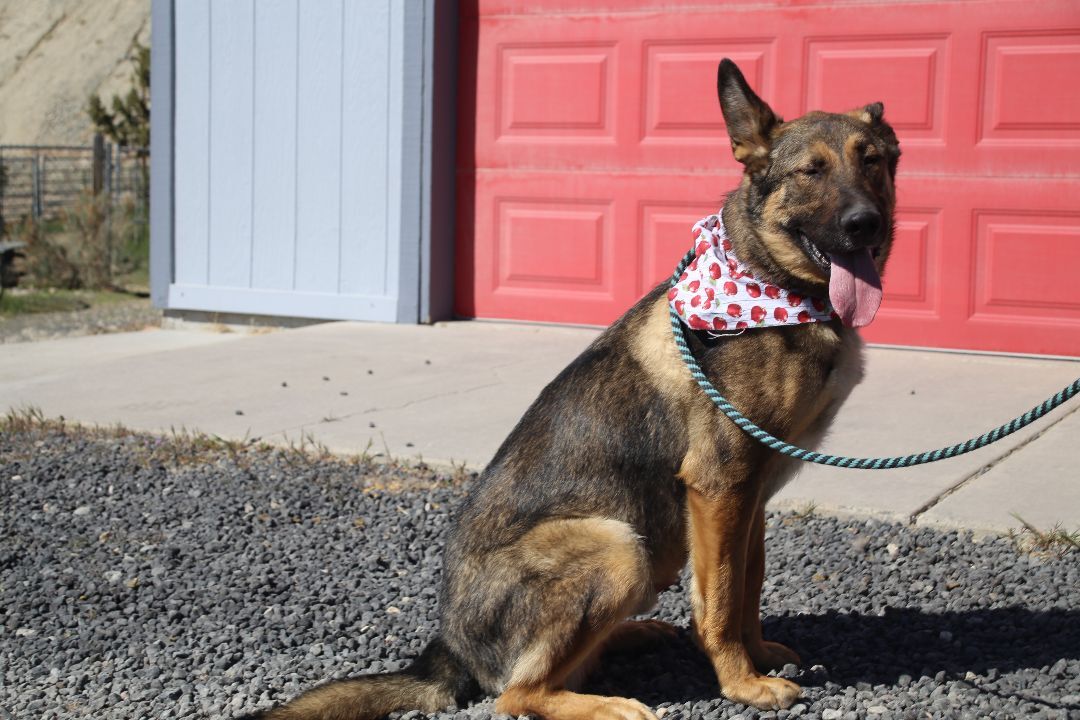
[804,36,948,145]
[865,177,1080,355]
[495,198,612,292]
[474,15,629,170]
[467,172,729,324]
[459,0,1080,356]
[497,43,617,141]
[641,40,774,147]
[973,211,1080,322]
[469,174,628,323]
[881,207,945,318]
[982,34,1080,136]
[975,30,1080,174]
[639,202,716,296]
[473,10,784,173]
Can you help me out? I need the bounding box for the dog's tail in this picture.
[237,637,478,720]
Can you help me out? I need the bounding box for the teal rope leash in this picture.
[669,248,1080,469]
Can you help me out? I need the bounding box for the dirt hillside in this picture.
[0,0,150,146]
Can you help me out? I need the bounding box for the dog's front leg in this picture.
[687,486,801,710]
[742,505,802,672]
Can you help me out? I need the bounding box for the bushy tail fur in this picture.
[238,637,478,720]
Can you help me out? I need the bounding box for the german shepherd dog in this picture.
[243,59,899,720]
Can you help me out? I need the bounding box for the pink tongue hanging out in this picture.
[828,249,882,328]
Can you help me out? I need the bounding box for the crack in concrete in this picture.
[271,378,507,441]
[907,403,1080,524]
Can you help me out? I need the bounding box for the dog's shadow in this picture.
[588,606,1080,709]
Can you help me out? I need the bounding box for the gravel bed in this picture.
[0,297,160,343]
[2,423,1078,720]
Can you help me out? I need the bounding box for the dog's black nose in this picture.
[841,207,882,244]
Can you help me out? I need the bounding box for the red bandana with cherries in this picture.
[668,212,837,332]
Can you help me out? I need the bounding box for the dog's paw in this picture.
[499,692,658,720]
[591,696,659,720]
[747,640,801,672]
[722,675,801,710]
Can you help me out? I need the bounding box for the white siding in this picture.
[173,0,210,287]
[169,0,414,322]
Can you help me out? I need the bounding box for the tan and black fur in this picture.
[241,58,900,720]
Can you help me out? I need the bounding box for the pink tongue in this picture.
[828,249,882,328]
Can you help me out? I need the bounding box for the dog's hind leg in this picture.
[604,619,679,653]
[742,505,801,672]
[493,517,659,720]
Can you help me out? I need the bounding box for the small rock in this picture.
[867,707,887,715]
[886,542,899,557]
[235,410,244,416]
[15,627,35,637]
[823,709,843,720]
[73,505,91,516]
[104,570,122,583]
[939,630,953,642]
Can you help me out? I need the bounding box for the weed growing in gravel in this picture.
[2,405,49,432]
[1006,513,1080,558]
[1,407,475,495]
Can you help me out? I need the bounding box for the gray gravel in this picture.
[2,423,1078,720]
[0,296,160,343]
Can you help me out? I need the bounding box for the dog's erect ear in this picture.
[717,58,779,173]
[848,102,884,126]
[849,101,901,177]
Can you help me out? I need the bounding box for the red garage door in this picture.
[455,0,1080,356]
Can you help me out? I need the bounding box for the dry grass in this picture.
[1,406,472,493]
[1006,513,1080,559]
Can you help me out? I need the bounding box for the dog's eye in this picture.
[863,154,881,167]
[799,165,822,178]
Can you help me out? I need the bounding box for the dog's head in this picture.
[717,58,900,328]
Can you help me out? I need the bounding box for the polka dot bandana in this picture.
[668,212,837,332]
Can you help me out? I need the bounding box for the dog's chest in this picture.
[758,328,864,497]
